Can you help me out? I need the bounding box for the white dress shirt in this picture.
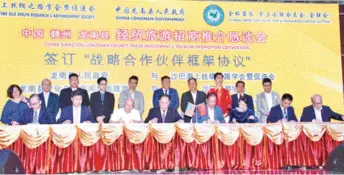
[265,92,273,110]
[130,92,135,99]
[110,108,141,123]
[71,87,77,91]
[73,106,81,124]
[163,88,169,95]
[208,106,215,122]
[314,107,323,122]
[237,93,244,100]
[191,91,197,104]
[43,92,50,107]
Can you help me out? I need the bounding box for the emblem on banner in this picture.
[203,4,224,26]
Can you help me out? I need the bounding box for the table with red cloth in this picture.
[0,122,343,174]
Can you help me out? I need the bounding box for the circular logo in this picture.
[203,5,224,26]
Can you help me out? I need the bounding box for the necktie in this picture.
[100,93,104,104]
[283,109,288,118]
[33,111,38,123]
[239,93,243,99]
[162,110,166,123]
[164,90,168,95]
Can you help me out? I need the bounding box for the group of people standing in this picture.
[1,72,344,125]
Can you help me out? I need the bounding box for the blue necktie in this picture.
[283,109,288,119]
[100,93,104,104]
[164,90,167,95]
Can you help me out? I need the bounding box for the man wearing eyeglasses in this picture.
[300,94,344,122]
[19,94,55,125]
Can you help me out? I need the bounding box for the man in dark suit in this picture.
[231,81,254,111]
[145,94,183,123]
[57,90,95,124]
[39,78,59,120]
[90,77,115,123]
[300,94,344,122]
[267,93,297,123]
[59,73,90,109]
[181,78,206,122]
[19,94,55,125]
[152,76,179,110]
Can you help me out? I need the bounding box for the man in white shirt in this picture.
[256,78,280,123]
[110,99,141,123]
[300,94,344,122]
[38,78,59,120]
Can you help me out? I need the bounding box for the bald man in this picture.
[300,94,344,122]
[18,94,55,124]
[109,99,141,123]
[39,78,59,120]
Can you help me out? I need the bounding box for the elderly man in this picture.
[192,92,225,124]
[39,78,59,120]
[19,94,55,125]
[110,99,141,123]
[145,94,183,123]
[300,94,344,122]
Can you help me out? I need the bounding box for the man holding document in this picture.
[190,93,225,124]
[181,78,206,123]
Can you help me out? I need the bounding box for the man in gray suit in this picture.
[256,78,280,123]
[118,75,145,117]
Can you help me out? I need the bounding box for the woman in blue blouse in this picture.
[229,96,258,123]
[1,85,29,125]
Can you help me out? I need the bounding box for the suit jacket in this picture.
[207,88,232,115]
[256,91,280,120]
[231,93,255,111]
[300,105,343,122]
[267,105,297,123]
[144,107,182,123]
[57,106,95,124]
[18,107,55,125]
[39,92,59,119]
[153,88,179,109]
[118,90,144,116]
[181,90,206,119]
[59,87,90,109]
[192,105,225,124]
[90,91,115,123]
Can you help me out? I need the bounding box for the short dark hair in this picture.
[69,73,79,79]
[7,84,22,98]
[161,76,170,81]
[206,92,217,100]
[97,77,107,84]
[282,93,293,102]
[187,78,197,84]
[129,75,139,82]
[262,78,272,85]
[236,81,245,87]
[214,72,223,80]
[159,94,171,101]
[29,94,41,100]
[238,96,247,104]
[71,90,83,98]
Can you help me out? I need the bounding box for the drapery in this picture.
[0,122,343,173]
